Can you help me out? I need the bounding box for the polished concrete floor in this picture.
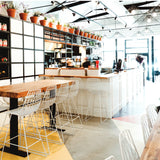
[65,81,160,160]
[0,81,159,160]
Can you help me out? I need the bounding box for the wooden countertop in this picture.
[0,80,74,98]
[140,112,160,160]
[39,72,120,79]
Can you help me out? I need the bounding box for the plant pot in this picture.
[80,31,84,36]
[30,16,38,24]
[88,34,91,38]
[69,28,75,34]
[19,13,28,21]
[56,24,62,30]
[75,29,80,35]
[48,22,54,28]
[84,32,88,37]
[99,37,102,41]
[40,20,47,26]
[7,9,16,18]
[63,27,68,32]
[91,34,95,39]
[94,36,97,40]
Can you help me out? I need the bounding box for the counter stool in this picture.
[141,114,151,145]
[0,89,47,160]
[146,104,158,129]
[55,83,73,142]
[36,86,63,153]
[86,78,106,123]
[70,78,84,117]
[67,79,83,128]
[119,129,140,160]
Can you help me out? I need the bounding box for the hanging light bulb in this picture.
[144,28,149,33]
[147,16,152,23]
[152,12,157,17]
[131,9,136,14]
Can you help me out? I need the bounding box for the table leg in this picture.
[2,98,29,157]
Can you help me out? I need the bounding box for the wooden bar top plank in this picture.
[140,113,160,160]
[0,80,74,98]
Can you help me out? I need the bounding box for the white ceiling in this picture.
[12,0,160,38]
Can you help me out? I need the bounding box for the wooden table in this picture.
[0,79,74,157]
[140,112,160,160]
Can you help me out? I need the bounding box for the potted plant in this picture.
[30,11,41,24]
[2,1,17,18]
[74,26,80,35]
[19,9,29,21]
[80,30,84,36]
[91,33,95,39]
[99,36,102,41]
[56,21,62,30]
[48,18,54,28]
[68,26,75,34]
[84,31,88,37]
[88,32,91,38]
[63,24,68,32]
[40,17,47,26]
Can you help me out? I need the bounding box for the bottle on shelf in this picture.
[2,23,7,31]
[2,39,7,47]
[0,39,2,46]
[1,57,8,62]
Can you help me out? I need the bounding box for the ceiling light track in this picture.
[52,0,104,28]
[93,23,160,32]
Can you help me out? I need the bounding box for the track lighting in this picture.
[96,1,100,5]
[88,20,90,24]
[62,6,66,11]
[104,8,107,12]
[147,16,152,23]
[129,28,132,31]
[102,26,104,30]
[72,12,76,16]
[51,1,55,6]
[109,29,111,32]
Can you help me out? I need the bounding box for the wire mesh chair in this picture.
[36,86,63,153]
[141,114,151,145]
[119,129,140,160]
[105,155,116,160]
[0,98,9,112]
[146,104,158,129]
[67,79,83,128]
[86,78,106,122]
[55,83,73,142]
[0,89,47,160]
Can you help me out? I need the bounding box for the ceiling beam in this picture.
[73,12,109,23]
[124,1,156,9]
[46,1,90,14]
[137,6,160,10]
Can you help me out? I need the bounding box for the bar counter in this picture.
[40,68,143,118]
